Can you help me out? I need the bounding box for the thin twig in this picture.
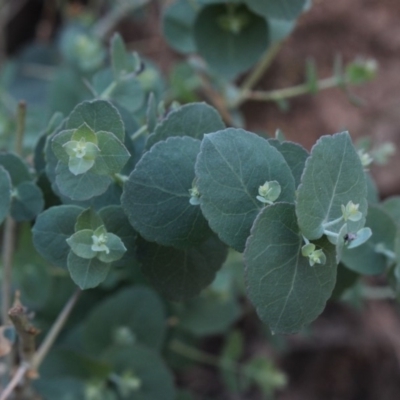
[0,363,28,400]
[236,41,285,106]
[244,76,342,102]
[15,101,26,156]
[1,217,16,325]
[31,289,81,371]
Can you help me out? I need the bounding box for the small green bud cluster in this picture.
[256,181,281,205]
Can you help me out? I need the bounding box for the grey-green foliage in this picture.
[194,4,268,79]
[122,136,212,248]
[0,152,44,221]
[163,0,198,54]
[50,100,130,201]
[83,286,166,354]
[342,204,397,275]
[296,132,367,240]
[195,128,295,252]
[146,102,225,149]
[138,235,227,301]
[245,203,337,334]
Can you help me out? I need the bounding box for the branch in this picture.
[8,299,40,373]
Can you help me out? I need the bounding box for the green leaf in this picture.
[296,132,367,240]
[67,100,125,141]
[97,232,127,263]
[99,206,137,268]
[138,236,227,301]
[268,140,309,187]
[103,344,176,400]
[52,129,75,164]
[175,294,241,336]
[67,229,97,259]
[32,205,84,268]
[91,131,130,175]
[146,102,225,149]
[75,208,103,231]
[111,33,135,79]
[195,128,295,252]
[0,166,12,223]
[268,18,295,43]
[10,181,44,221]
[122,136,212,248]
[67,251,110,289]
[163,0,198,54]
[244,0,306,20]
[193,4,269,79]
[83,286,166,353]
[331,263,359,300]
[342,204,397,275]
[0,152,31,185]
[382,196,400,225]
[92,69,145,113]
[55,162,112,201]
[366,172,379,204]
[245,203,337,334]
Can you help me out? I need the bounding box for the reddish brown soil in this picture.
[243,0,400,197]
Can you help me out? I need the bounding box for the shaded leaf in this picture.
[122,136,211,248]
[83,286,166,353]
[342,204,397,275]
[195,128,295,251]
[163,0,198,54]
[146,102,225,149]
[67,100,125,141]
[193,4,268,79]
[10,181,44,221]
[67,251,110,289]
[138,235,227,301]
[32,205,84,268]
[296,132,367,240]
[268,139,309,187]
[245,203,337,334]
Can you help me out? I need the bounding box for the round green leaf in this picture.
[32,205,84,268]
[174,294,241,336]
[0,152,31,185]
[92,69,145,113]
[268,139,309,187]
[195,128,295,252]
[99,205,137,268]
[83,286,166,353]
[0,166,11,223]
[75,208,103,231]
[55,162,112,201]
[163,0,198,54]
[342,204,397,275]
[67,229,97,259]
[103,344,176,400]
[138,235,227,301]
[193,4,268,78]
[122,136,212,249]
[67,251,110,289]
[296,132,367,240]
[67,100,125,142]
[10,181,44,221]
[146,102,225,149]
[245,0,306,20]
[244,203,337,334]
[91,131,130,175]
[97,232,127,263]
[382,196,400,225]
